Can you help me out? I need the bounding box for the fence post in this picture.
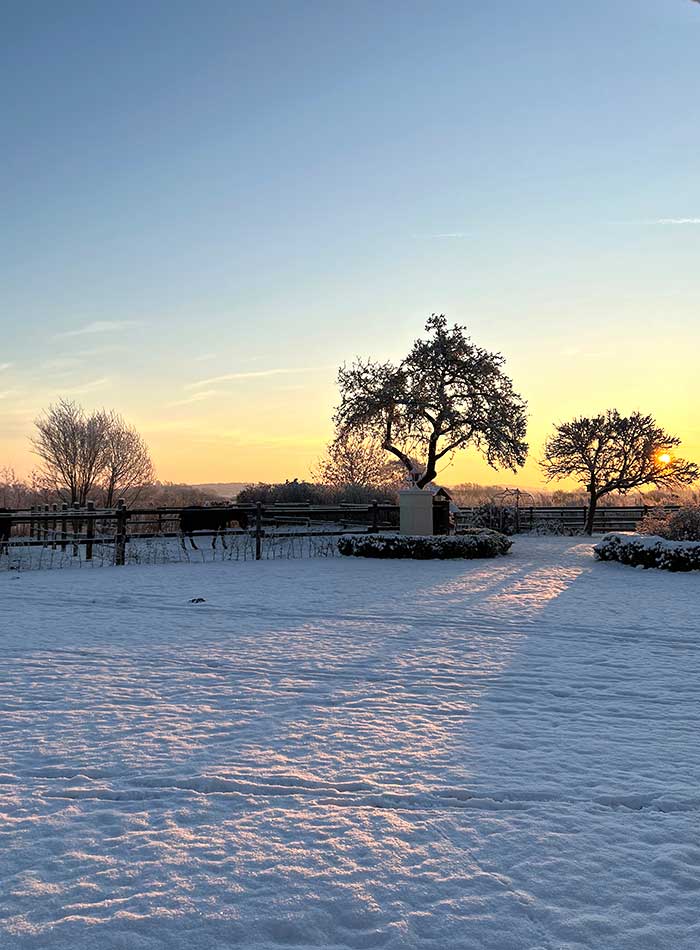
[255,502,263,560]
[60,503,68,551]
[371,500,379,533]
[29,505,35,540]
[72,502,80,556]
[115,500,127,566]
[51,503,57,549]
[582,506,587,532]
[85,501,95,561]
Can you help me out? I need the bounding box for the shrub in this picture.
[530,521,583,537]
[637,510,670,537]
[638,507,700,542]
[237,478,398,506]
[466,507,583,536]
[464,503,518,535]
[456,526,505,539]
[337,531,512,559]
[594,534,700,572]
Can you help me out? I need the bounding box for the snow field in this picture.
[1,537,699,949]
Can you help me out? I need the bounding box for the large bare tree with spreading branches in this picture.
[31,399,154,506]
[334,314,528,489]
[541,410,699,534]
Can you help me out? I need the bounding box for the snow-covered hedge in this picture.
[337,532,512,559]
[594,534,700,572]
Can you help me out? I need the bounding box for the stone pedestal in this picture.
[399,489,433,536]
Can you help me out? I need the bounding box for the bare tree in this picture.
[334,314,528,488]
[31,400,155,507]
[99,413,154,507]
[541,410,699,534]
[313,431,403,491]
[32,400,111,505]
[0,467,31,508]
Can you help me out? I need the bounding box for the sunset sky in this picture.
[2,0,698,488]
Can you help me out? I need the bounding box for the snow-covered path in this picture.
[1,537,699,949]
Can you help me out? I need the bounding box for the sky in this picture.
[1,0,699,488]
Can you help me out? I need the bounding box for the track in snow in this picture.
[1,537,699,949]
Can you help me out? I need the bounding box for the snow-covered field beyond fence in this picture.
[1,537,699,949]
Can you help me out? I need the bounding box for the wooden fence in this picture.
[458,505,680,534]
[0,501,401,565]
[0,501,680,567]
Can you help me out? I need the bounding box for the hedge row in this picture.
[594,534,700,573]
[337,531,512,560]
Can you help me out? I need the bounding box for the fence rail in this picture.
[0,501,680,569]
[0,502,401,566]
[458,504,680,534]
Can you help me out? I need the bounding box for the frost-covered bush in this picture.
[337,532,511,559]
[637,510,669,537]
[530,521,583,537]
[464,503,518,535]
[638,507,700,542]
[594,534,700,572]
[456,526,505,539]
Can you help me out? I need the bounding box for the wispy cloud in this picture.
[42,357,84,372]
[41,344,128,374]
[413,232,470,239]
[656,218,700,225]
[184,367,323,391]
[60,377,111,395]
[166,389,220,408]
[55,320,141,339]
[0,362,12,372]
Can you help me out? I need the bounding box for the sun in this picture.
[658,453,671,465]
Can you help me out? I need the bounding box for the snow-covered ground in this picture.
[1,536,699,949]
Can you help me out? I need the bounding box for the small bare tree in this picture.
[31,400,155,507]
[99,413,154,507]
[32,400,111,505]
[0,467,32,508]
[541,410,699,534]
[334,315,528,488]
[313,431,403,491]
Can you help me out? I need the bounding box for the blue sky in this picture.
[1,0,698,484]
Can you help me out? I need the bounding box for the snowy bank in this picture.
[594,532,700,572]
[2,536,700,949]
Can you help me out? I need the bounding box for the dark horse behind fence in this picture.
[179,506,249,551]
[0,509,10,554]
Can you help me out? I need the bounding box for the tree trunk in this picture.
[585,495,597,535]
[417,466,437,489]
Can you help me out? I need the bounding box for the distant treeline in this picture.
[234,479,700,509]
[4,468,697,512]
[448,482,700,508]
[0,469,224,510]
[239,479,700,509]
[236,480,397,506]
